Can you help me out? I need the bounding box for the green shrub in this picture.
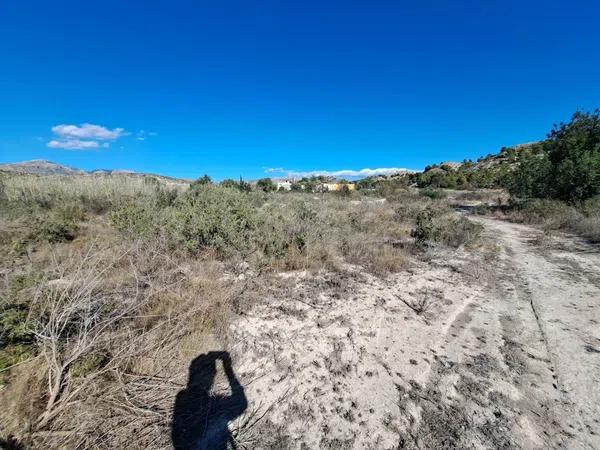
[220,178,252,192]
[411,209,436,247]
[17,210,80,248]
[256,178,276,192]
[154,186,178,208]
[190,174,212,187]
[0,344,34,371]
[39,216,79,243]
[169,185,258,257]
[0,205,80,255]
[508,109,600,203]
[420,188,447,200]
[110,201,159,237]
[0,273,43,346]
[411,208,482,248]
[0,305,32,346]
[256,200,321,260]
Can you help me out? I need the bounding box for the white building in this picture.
[276,180,292,191]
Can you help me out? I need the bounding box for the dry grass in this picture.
[503,198,600,243]
[2,173,186,217]
[572,216,600,243]
[342,238,410,276]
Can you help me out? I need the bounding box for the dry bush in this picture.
[29,243,155,429]
[504,198,600,242]
[341,236,409,276]
[255,194,413,275]
[400,287,443,317]
[0,231,240,449]
[506,199,582,229]
[571,216,600,243]
[453,189,506,204]
[412,208,483,248]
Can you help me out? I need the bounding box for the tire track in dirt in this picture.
[401,216,600,449]
[473,217,600,449]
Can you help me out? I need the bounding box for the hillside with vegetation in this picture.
[357,109,600,204]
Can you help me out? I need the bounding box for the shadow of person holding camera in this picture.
[172,351,248,450]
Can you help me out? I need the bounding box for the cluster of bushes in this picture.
[371,109,599,203]
[498,109,600,241]
[1,173,180,211]
[110,184,261,258]
[108,183,421,272]
[411,207,483,248]
[506,197,600,242]
[407,158,516,190]
[0,174,182,255]
[506,110,600,203]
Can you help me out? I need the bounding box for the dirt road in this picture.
[230,216,600,449]
[464,217,600,449]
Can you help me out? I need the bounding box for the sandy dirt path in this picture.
[469,217,600,449]
[228,216,600,449]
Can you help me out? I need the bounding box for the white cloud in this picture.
[265,167,413,178]
[264,167,285,174]
[135,130,157,141]
[52,123,125,140]
[48,139,101,150]
[47,122,125,150]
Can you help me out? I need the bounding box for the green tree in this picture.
[545,110,600,202]
[256,177,276,192]
[191,174,212,187]
[220,177,252,192]
[508,109,600,202]
[506,154,552,199]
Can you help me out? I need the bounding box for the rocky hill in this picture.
[0,160,188,185]
[0,159,85,175]
[411,142,543,189]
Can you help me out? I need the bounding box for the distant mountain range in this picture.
[0,160,173,179]
[0,160,86,175]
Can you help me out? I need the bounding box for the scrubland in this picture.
[2,171,600,450]
[0,173,483,449]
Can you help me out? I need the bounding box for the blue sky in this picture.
[1,1,599,180]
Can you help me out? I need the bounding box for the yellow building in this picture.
[322,183,356,192]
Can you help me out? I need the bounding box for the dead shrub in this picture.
[505,198,600,242]
[400,288,442,316]
[572,216,600,243]
[507,199,582,229]
[342,237,409,276]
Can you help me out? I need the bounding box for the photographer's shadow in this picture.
[172,351,247,450]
